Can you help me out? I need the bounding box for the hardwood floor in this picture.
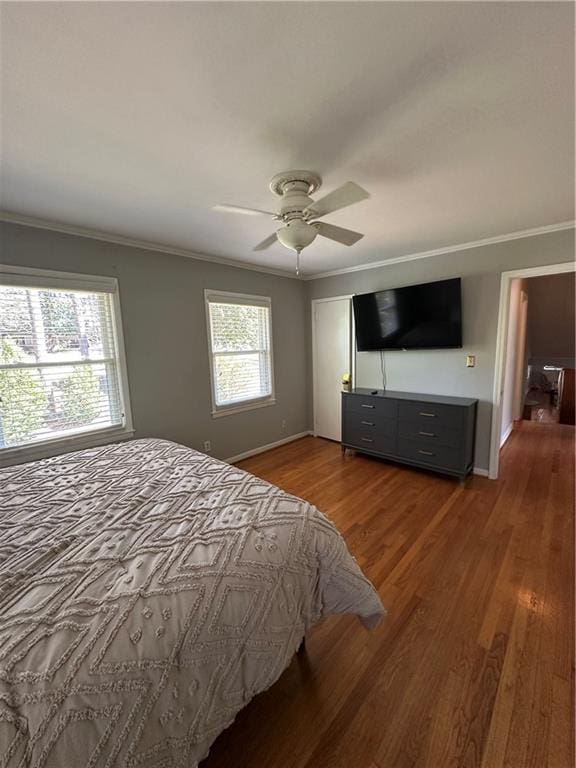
[202,423,575,768]
[524,389,560,423]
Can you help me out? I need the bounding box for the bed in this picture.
[0,438,384,767]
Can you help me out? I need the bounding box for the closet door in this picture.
[312,297,352,442]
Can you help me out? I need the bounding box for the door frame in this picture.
[489,260,575,479]
[311,295,355,438]
[512,289,529,422]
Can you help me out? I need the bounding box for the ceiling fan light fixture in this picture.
[276,220,317,253]
[216,171,369,276]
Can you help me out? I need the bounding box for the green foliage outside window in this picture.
[0,339,48,446]
[210,304,265,351]
[39,291,79,352]
[209,302,271,405]
[59,366,100,426]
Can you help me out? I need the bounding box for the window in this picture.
[205,290,275,416]
[0,266,132,460]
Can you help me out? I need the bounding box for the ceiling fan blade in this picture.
[315,222,364,246]
[213,204,276,217]
[253,232,278,251]
[305,181,369,218]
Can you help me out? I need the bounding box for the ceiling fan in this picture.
[214,171,369,275]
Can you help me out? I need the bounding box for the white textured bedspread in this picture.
[0,438,384,767]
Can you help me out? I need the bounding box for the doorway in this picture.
[499,280,528,446]
[490,261,575,479]
[312,296,353,441]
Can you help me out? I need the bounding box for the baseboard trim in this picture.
[500,423,514,448]
[225,431,312,464]
[226,433,492,477]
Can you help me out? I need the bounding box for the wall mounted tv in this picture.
[352,277,462,351]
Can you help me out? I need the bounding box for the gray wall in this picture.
[526,272,575,363]
[0,221,309,461]
[2,221,574,472]
[305,228,575,471]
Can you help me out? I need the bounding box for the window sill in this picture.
[212,397,276,419]
[0,426,135,468]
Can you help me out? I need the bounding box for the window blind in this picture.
[207,295,273,409]
[0,285,125,449]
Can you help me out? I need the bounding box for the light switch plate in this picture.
[466,355,476,368]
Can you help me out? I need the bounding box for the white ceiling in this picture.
[1,2,574,277]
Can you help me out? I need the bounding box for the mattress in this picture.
[0,438,384,767]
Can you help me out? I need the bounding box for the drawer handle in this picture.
[361,421,375,426]
[361,404,375,409]
[361,437,374,443]
[419,411,436,418]
[419,431,435,437]
[418,449,435,456]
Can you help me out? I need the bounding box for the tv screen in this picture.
[352,277,462,351]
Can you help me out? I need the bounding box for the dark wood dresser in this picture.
[342,388,478,480]
[558,368,575,425]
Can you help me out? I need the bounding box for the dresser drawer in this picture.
[398,401,464,429]
[342,391,476,478]
[344,427,395,455]
[344,411,396,436]
[398,419,462,449]
[343,395,398,419]
[397,437,463,471]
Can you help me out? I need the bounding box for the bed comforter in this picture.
[0,438,384,767]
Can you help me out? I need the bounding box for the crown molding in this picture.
[1,210,573,282]
[0,210,298,280]
[303,220,576,280]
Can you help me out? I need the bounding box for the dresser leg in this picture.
[341,444,346,456]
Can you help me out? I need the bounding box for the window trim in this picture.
[0,264,134,464]
[205,289,276,418]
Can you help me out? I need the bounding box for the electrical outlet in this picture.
[281,420,287,430]
[466,355,476,368]
[203,440,212,452]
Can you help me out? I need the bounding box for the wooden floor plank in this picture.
[202,422,575,768]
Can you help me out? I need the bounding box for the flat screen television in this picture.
[352,277,462,351]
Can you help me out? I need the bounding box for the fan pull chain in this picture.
[295,249,301,277]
